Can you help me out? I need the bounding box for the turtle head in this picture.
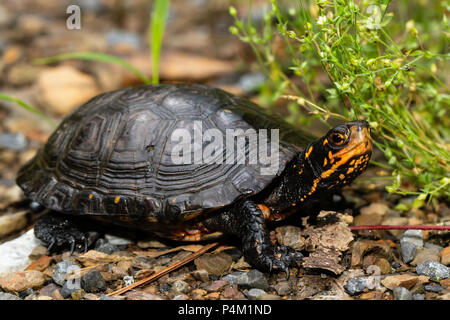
[299,121,372,198]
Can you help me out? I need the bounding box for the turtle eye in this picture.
[329,132,345,146]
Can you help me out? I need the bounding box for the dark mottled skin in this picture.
[17,84,372,276]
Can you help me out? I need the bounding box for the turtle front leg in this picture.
[203,200,303,278]
[34,212,100,254]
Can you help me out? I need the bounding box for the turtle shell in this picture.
[17,84,316,222]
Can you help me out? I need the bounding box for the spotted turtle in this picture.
[17,84,372,275]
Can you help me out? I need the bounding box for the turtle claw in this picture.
[34,213,99,254]
[69,237,76,256]
[47,237,56,252]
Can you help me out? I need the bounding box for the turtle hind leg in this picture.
[34,212,100,254]
[203,200,303,278]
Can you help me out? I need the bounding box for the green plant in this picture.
[150,0,170,84]
[229,0,449,200]
[0,93,56,126]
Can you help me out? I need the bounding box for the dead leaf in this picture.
[77,250,132,267]
[132,244,204,259]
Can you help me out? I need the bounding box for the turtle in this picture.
[16,84,372,275]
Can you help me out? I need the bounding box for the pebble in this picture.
[413,293,425,300]
[40,283,61,297]
[172,294,189,300]
[170,280,191,295]
[360,202,390,215]
[0,211,28,238]
[52,261,80,286]
[275,225,305,250]
[441,247,450,266]
[0,133,27,151]
[411,247,441,266]
[401,230,423,247]
[274,281,291,296]
[71,289,86,300]
[18,288,34,299]
[343,277,367,296]
[81,271,106,293]
[226,270,270,290]
[61,278,83,298]
[191,269,209,282]
[381,274,418,290]
[0,292,21,300]
[401,241,417,264]
[194,252,233,276]
[94,239,120,255]
[222,285,245,299]
[206,280,229,292]
[191,288,207,299]
[416,261,449,282]
[424,284,444,293]
[0,270,46,292]
[247,288,266,300]
[0,229,42,276]
[393,287,413,300]
[104,234,133,247]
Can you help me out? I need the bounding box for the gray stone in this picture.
[401,230,423,247]
[0,292,21,300]
[416,260,449,282]
[274,281,291,296]
[247,288,266,300]
[227,270,270,290]
[104,234,132,247]
[52,261,80,286]
[191,269,209,282]
[81,271,106,293]
[401,241,417,264]
[393,287,412,300]
[413,294,425,300]
[61,280,80,298]
[222,272,242,285]
[424,284,444,293]
[0,133,27,151]
[344,277,367,296]
[170,280,191,295]
[95,239,120,254]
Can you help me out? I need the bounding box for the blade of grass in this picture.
[33,52,151,84]
[0,93,56,127]
[149,0,170,84]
